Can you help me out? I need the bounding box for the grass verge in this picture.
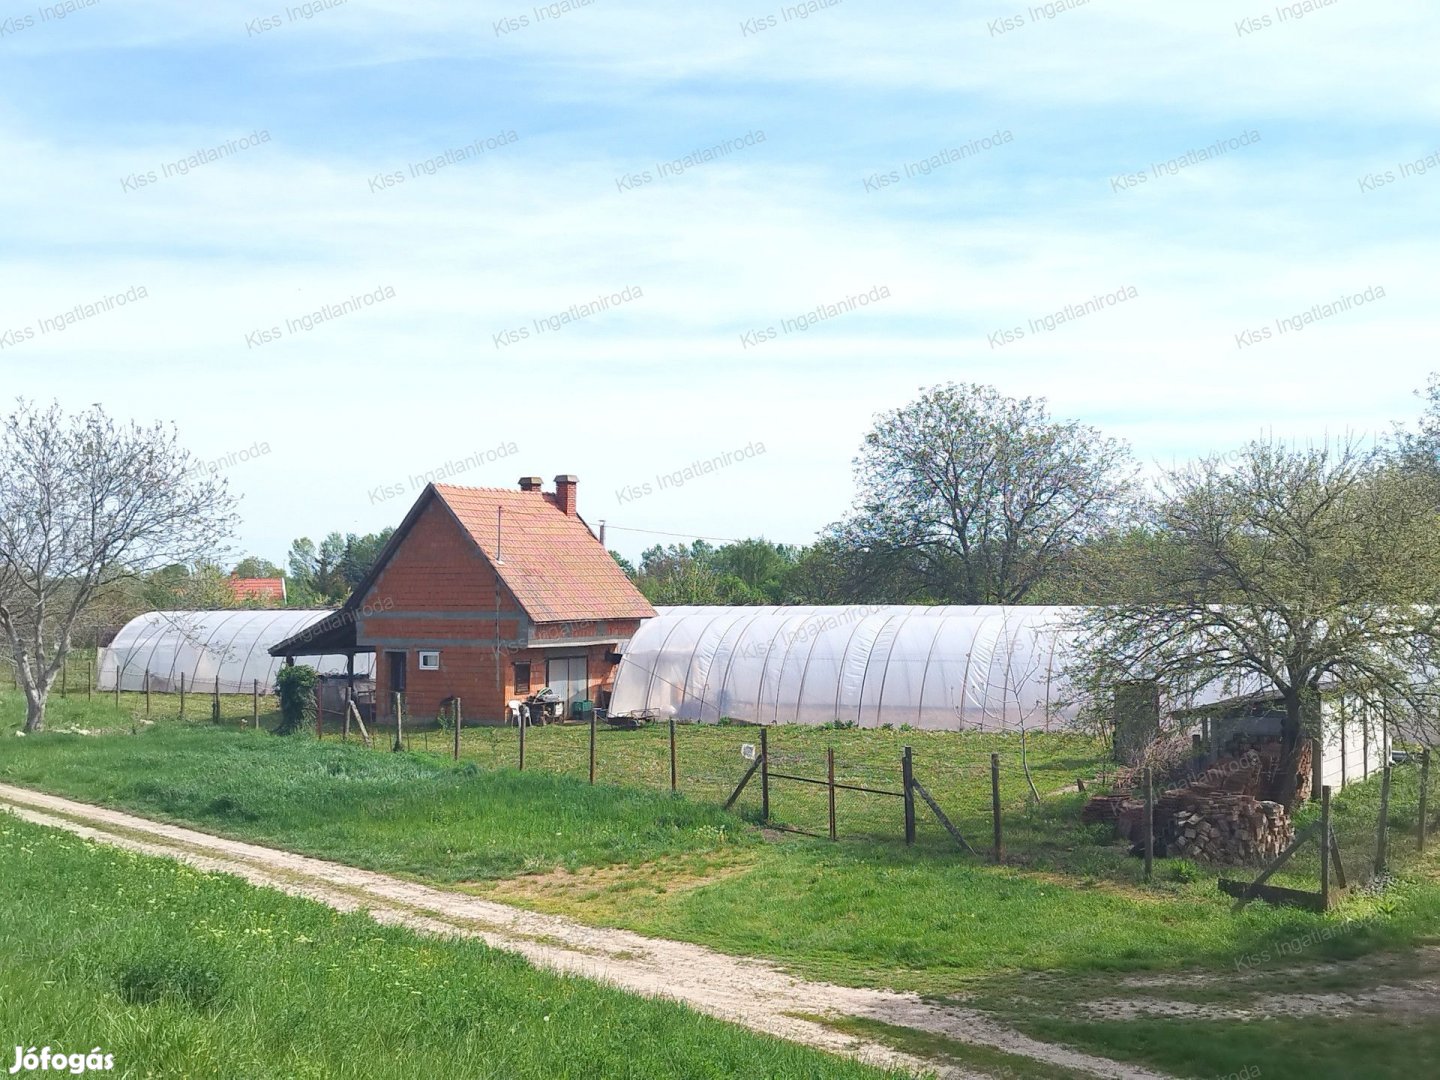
[0,814,901,1079]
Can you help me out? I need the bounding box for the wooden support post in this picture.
[1420,749,1431,854]
[1320,785,1332,911]
[902,745,916,845]
[1376,765,1393,877]
[1363,710,1370,781]
[87,660,92,701]
[518,702,526,770]
[1339,697,1348,790]
[1330,828,1347,890]
[179,672,185,719]
[213,675,220,724]
[1143,766,1154,882]
[453,698,462,761]
[252,679,259,729]
[393,691,404,752]
[315,685,323,740]
[144,672,150,719]
[348,698,371,749]
[760,727,770,822]
[589,707,597,784]
[827,747,837,841]
[343,694,352,742]
[62,664,67,698]
[669,717,677,793]
[115,669,120,709]
[723,750,765,811]
[912,778,978,856]
[991,752,1003,864]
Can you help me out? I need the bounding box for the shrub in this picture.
[274,665,318,735]
[1167,858,1201,884]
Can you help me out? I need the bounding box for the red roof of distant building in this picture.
[228,578,287,603]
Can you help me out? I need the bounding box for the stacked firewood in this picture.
[1079,793,1133,826]
[1080,739,1300,864]
[1158,789,1292,863]
[1221,733,1312,803]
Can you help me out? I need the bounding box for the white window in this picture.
[418,650,441,671]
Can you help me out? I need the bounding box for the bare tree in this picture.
[1066,436,1440,809]
[830,383,1137,604]
[0,400,237,732]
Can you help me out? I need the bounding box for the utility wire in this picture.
[601,523,776,545]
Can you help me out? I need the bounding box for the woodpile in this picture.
[1220,733,1312,803]
[1079,793,1132,826]
[1080,741,1300,864]
[1158,790,1292,863]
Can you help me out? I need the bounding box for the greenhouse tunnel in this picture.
[607,605,1084,731]
[98,610,375,695]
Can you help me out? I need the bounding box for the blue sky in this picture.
[1,0,1436,563]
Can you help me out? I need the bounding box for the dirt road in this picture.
[0,782,1176,1080]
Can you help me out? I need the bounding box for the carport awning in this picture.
[269,610,364,658]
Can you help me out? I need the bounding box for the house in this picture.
[227,577,287,606]
[270,475,655,725]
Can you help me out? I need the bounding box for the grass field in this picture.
[0,815,898,1080]
[6,696,1440,1080]
[3,721,1436,993]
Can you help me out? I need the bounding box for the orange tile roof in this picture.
[228,578,286,603]
[431,484,655,625]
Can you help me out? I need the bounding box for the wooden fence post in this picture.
[453,698,462,761]
[1320,785,1332,911]
[1420,749,1431,854]
[213,675,220,724]
[87,660,92,701]
[115,669,120,709]
[1376,765,1393,876]
[344,693,352,742]
[62,664,67,698]
[991,752,1004,864]
[518,703,526,770]
[393,691,404,752]
[1143,766,1154,882]
[144,671,150,719]
[179,672,185,719]
[669,717,677,793]
[315,685,323,740]
[902,745,916,845]
[589,707,597,784]
[760,727,770,822]
[252,679,259,729]
[827,747,837,841]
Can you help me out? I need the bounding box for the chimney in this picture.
[518,476,543,492]
[553,474,578,517]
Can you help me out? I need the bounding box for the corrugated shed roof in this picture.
[432,484,656,624]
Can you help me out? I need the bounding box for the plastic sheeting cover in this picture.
[97,610,375,695]
[608,605,1082,730]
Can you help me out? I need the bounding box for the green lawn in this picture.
[3,722,1436,999]
[0,815,898,1080]
[5,714,1440,1080]
[0,725,751,881]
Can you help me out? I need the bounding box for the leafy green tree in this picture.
[1069,436,1440,808]
[231,555,283,579]
[829,383,1137,605]
[339,528,394,590]
[286,534,348,604]
[274,664,318,735]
